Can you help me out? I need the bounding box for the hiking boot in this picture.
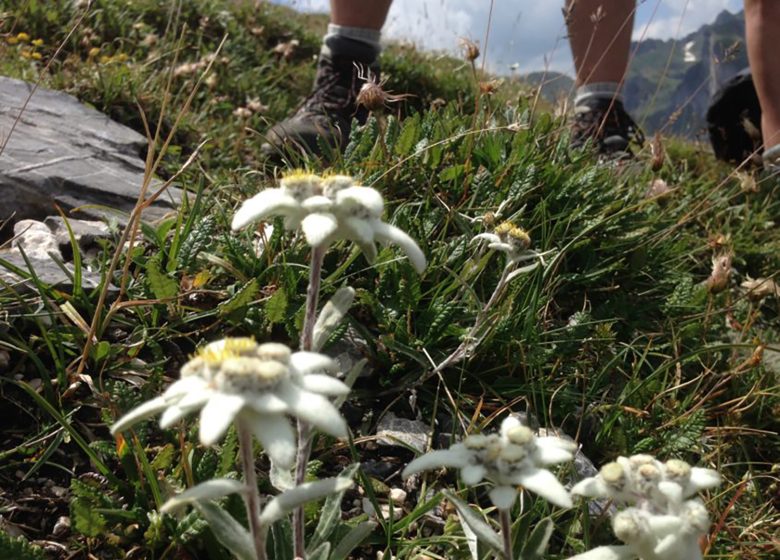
[261,53,379,161]
[570,97,645,158]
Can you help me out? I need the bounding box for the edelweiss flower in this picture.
[402,415,575,509]
[231,172,426,273]
[569,454,721,560]
[111,338,349,468]
[472,220,542,267]
[571,455,721,509]
[569,500,710,560]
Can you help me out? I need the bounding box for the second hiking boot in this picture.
[261,53,379,161]
[570,97,645,158]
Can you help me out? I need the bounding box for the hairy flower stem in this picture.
[237,418,267,560]
[423,264,512,381]
[293,245,326,558]
[499,508,513,560]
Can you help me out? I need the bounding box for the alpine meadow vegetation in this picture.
[0,1,778,559]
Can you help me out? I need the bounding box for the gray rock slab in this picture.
[0,76,182,227]
[375,412,430,453]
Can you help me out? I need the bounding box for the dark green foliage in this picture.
[1,1,778,559]
[0,532,45,560]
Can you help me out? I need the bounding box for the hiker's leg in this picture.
[744,0,780,162]
[565,0,642,155]
[331,0,392,29]
[261,0,392,160]
[567,0,635,90]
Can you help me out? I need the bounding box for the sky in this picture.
[273,0,743,75]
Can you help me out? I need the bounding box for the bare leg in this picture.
[744,0,780,150]
[330,0,393,29]
[566,0,635,86]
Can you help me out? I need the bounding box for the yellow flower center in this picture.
[494,221,515,236]
[197,337,259,365]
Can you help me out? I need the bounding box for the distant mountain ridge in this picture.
[522,10,748,138]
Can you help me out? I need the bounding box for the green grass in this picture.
[1,1,778,559]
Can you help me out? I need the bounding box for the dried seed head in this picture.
[459,37,480,62]
[646,178,672,199]
[357,80,389,112]
[272,39,299,61]
[355,65,412,113]
[651,132,666,171]
[479,79,502,96]
[706,252,732,293]
[742,277,780,300]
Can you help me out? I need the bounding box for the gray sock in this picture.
[763,143,780,166]
[322,23,381,62]
[575,82,623,106]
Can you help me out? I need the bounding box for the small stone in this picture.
[389,488,407,505]
[52,516,70,537]
[12,219,61,260]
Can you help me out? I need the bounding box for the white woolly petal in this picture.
[653,533,683,558]
[402,448,473,478]
[471,233,502,244]
[356,239,378,264]
[158,387,211,429]
[198,393,246,446]
[371,221,427,273]
[231,189,300,231]
[336,186,384,217]
[460,464,488,485]
[289,351,338,375]
[566,545,636,560]
[159,405,192,429]
[514,467,573,508]
[687,468,722,495]
[657,481,684,507]
[341,216,376,244]
[646,514,683,539]
[301,195,334,212]
[160,479,246,513]
[571,476,609,498]
[259,477,354,526]
[488,242,515,253]
[110,397,169,435]
[500,415,523,437]
[162,377,209,399]
[301,212,339,247]
[275,380,348,438]
[244,411,297,469]
[536,435,578,451]
[533,445,575,466]
[298,373,350,396]
[533,437,576,465]
[246,392,290,414]
[489,485,518,510]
